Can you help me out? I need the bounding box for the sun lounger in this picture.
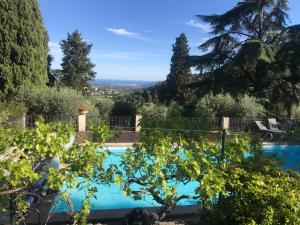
[255,121,272,132]
[268,118,285,133]
[254,121,275,140]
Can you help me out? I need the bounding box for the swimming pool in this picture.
[55,147,199,212]
[264,145,300,171]
[55,145,300,212]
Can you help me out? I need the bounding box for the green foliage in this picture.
[196,94,265,119]
[111,101,137,116]
[192,0,300,115]
[17,86,99,118]
[88,122,113,143]
[119,130,252,220]
[286,127,300,144]
[199,145,300,225]
[292,105,300,119]
[60,30,96,92]
[165,33,194,105]
[0,102,27,129]
[0,120,110,224]
[139,102,213,133]
[91,97,114,120]
[0,0,48,97]
[138,103,168,126]
[120,130,200,220]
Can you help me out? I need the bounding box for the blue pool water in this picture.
[55,145,300,212]
[55,147,199,212]
[263,145,300,171]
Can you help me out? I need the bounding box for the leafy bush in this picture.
[0,101,27,128]
[0,120,110,224]
[197,94,265,119]
[291,105,300,119]
[286,127,300,143]
[111,101,137,116]
[139,102,213,133]
[138,103,168,127]
[90,97,114,120]
[17,87,99,118]
[87,122,121,143]
[198,142,300,225]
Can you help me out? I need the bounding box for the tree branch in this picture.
[0,187,26,196]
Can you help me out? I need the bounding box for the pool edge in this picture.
[27,205,198,224]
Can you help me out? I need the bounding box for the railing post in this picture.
[22,114,26,129]
[135,114,142,132]
[221,117,230,162]
[78,109,88,132]
[222,117,230,130]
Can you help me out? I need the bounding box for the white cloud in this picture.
[197,37,210,47]
[49,41,60,48]
[48,41,62,68]
[186,20,211,32]
[106,28,138,37]
[106,28,158,43]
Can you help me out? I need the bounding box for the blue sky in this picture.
[40,0,300,81]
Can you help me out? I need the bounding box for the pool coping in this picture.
[27,205,198,225]
[105,142,135,147]
[105,142,299,147]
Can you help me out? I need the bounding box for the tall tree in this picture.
[60,30,96,91]
[165,33,194,105]
[191,0,300,116]
[0,0,49,98]
[47,54,56,86]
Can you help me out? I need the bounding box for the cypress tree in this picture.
[0,0,49,97]
[165,33,193,105]
[60,30,96,92]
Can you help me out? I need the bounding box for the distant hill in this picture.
[92,79,157,88]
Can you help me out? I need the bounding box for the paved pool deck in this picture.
[26,204,198,225]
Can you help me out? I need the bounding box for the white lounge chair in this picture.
[268,118,285,133]
[254,121,274,140]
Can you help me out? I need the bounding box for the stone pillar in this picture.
[78,110,88,132]
[222,117,230,130]
[135,114,142,132]
[22,114,26,129]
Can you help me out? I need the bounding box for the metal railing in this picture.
[109,116,135,131]
[25,115,77,128]
[229,118,255,132]
[4,114,300,135]
[86,115,135,131]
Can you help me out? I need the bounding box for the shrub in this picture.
[139,102,213,133]
[0,101,27,128]
[197,94,265,119]
[138,103,168,127]
[91,97,114,120]
[292,105,300,119]
[17,87,99,118]
[198,142,300,225]
[0,120,110,224]
[111,101,137,116]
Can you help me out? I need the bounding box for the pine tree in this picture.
[191,0,300,116]
[60,30,96,91]
[0,0,49,98]
[165,33,193,105]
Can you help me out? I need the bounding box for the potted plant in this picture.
[78,106,88,114]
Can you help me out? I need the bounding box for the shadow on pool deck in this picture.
[26,203,198,225]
